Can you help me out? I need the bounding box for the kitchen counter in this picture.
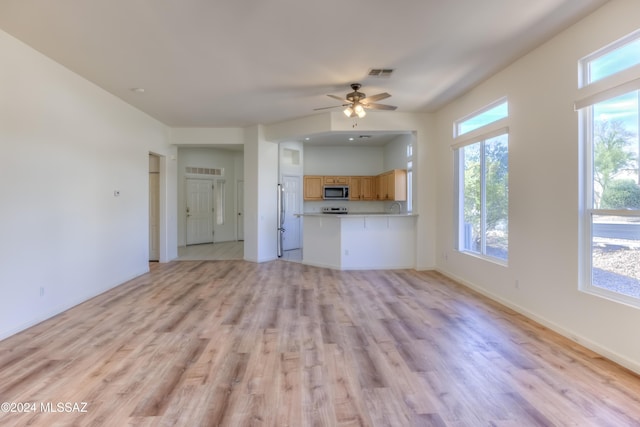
[298,212,417,217]
[299,213,417,270]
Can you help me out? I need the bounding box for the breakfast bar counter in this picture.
[298,213,417,270]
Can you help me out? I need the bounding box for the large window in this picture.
[455,99,509,263]
[578,31,640,305]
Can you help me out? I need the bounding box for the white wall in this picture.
[279,141,304,177]
[177,147,243,245]
[304,145,384,175]
[244,125,279,262]
[383,134,416,213]
[383,134,413,171]
[170,127,245,145]
[304,133,416,181]
[434,0,640,372]
[0,29,176,340]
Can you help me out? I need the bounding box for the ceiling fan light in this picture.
[344,106,354,117]
[354,104,366,118]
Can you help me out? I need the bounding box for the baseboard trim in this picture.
[0,267,149,342]
[434,268,640,376]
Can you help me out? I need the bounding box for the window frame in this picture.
[453,97,510,265]
[578,31,640,308]
[579,29,640,88]
[454,97,509,138]
[455,132,509,265]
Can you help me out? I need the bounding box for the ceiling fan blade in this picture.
[327,94,348,102]
[313,104,348,111]
[364,102,397,111]
[361,92,391,103]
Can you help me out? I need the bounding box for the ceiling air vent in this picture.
[368,68,394,78]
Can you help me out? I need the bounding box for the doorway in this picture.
[149,154,161,261]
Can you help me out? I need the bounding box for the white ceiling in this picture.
[0,0,607,128]
[303,132,406,147]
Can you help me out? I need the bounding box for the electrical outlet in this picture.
[40,287,44,297]
[515,279,520,289]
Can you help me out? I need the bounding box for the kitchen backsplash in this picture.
[303,200,406,213]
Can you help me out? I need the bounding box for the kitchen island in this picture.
[299,213,417,270]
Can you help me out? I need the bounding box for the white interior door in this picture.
[282,175,301,251]
[237,180,244,241]
[186,178,214,245]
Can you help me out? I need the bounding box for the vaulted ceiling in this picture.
[0,0,608,127]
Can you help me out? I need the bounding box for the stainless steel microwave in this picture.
[323,186,349,200]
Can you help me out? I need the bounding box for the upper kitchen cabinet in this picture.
[376,169,407,201]
[323,176,350,185]
[350,176,375,200]
[303,176,323,200]
[305,171,405,201]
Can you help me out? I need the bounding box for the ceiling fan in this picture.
[314,83,397,118]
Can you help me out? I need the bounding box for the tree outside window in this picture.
[593,118,638,209]
[589,91,640,299]
[460,133,509,261]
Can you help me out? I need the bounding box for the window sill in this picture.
[580,284,640,310]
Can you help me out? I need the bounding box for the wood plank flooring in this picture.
[1,260,640,426]
[177,242,244,260]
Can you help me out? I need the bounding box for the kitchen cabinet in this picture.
[303,176,323,200]
[304,171,405,201]
[323,176,350,185]
[376,169,407,201]
[376,173,387,201]
[350,176,375,200]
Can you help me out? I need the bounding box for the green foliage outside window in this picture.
[601,179,640,209]
[593,119,636,208]
[461,135,508,258]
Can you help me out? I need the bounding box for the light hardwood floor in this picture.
[177,241,245,260]
[176,242,302,263]
[1,260,640,426]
